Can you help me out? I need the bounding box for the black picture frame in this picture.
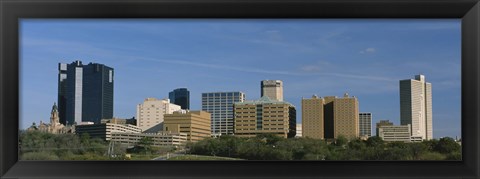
[1,0,479,178]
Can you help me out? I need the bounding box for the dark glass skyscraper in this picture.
[58,61,114,125]
[169,88,190,110]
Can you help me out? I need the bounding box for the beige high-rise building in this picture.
[400,74,433,140]
[333,93,359,139]
[261,80,283,101]
[163,110,211,142]
[302,95,324,139]
[136,98,181,132]
[301,94,359,139]
[234,96,296,138]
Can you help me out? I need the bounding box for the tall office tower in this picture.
[234,96,296,138]
[359,112,372,137]
[164,110,211,142]
[400,74,433,140]
[58,61,114,125]
[376,120,394,137]
[302,95,325,139]
[322,94,359,139]
[136,98,181,132]
[333,93,359,139]
[261,80,283,101]
[169,88,190,110]
[202,92,246,136]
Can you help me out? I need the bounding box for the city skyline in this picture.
[20,19,461,138]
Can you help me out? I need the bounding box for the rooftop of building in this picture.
[201,91,245,94]
[170,110,210,115]
[235,96,295,107]
[302,93,357,99]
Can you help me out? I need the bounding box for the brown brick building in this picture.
[234,96,296,138]
[164,110,211,142]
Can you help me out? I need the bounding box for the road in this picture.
[152,149,187,160]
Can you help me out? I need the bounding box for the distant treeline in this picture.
[19,130,175,160]
[19,130,124,160]
[187,134,461,160]
[19,130,461,161]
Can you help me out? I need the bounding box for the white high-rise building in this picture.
[136,98,181,131]
[261,80,283,101]
[202,92,246,136]
[359,112,372,137]
[400,74,433,140]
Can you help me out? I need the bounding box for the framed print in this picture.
[1,0,480,178]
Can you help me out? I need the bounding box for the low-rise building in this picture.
[75,123,142,141]
[378,124,411,142]
[27,103,74,134]
[296,124,302,137]
[101,117,136,125]
[376,120,394,137]
[111,131,187,147]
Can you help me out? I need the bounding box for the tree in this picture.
[434,137,460,154]
[137,136,154,154]
[387,141,408,149]
[256,133,283,145]
[422,139,439,151]
[80,133,91,146]
[348,138,366,150]
[366,136,384,148]
[420,152,445,160]
[409,142,428,160]
[22,151,60,160]
[446,151,462,160]
[334,135,348,147]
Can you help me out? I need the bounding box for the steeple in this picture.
[50,102,60,125]
[52,102,58,113]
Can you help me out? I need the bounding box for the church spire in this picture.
[50,102,59,125]
[52,102,58,113]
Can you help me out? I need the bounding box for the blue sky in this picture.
[20,19,461,139]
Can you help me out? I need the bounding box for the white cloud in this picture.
[360,47,376,54]
[136,57,303,76]
[134,57,396,82]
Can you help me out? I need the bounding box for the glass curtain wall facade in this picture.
[58,61,114,125]
[201,92,245,136]
[169,88,190,110]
